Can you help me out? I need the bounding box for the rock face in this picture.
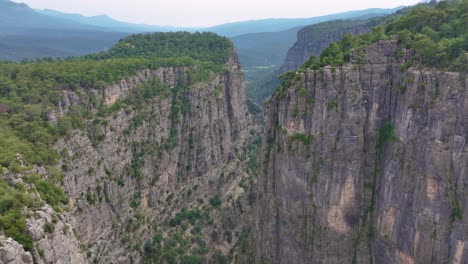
[0,167,86,264]
[26,205,86,264]
[279,19,378,73]
[53,50,256,262]
[256,40,467,263]
[0,236,33,264]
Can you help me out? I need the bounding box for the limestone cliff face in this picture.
[279,19,376,73]
[256,40,467,264]
[51,50,256,262]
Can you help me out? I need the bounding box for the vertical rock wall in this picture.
[52,50,253,262]
[257,40,467,264]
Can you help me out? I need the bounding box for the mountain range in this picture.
[206,8,401,37]
[35,9,191,33]
[0,0,401,62]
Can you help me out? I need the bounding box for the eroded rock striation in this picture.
[256,40,467,264]
[51,50,257,262]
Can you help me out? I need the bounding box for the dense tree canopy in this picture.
[88,32,232,65]
[297,0,467,71]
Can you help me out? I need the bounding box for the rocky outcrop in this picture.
[0,236,33,264]
[55,68,187,115]
[53,50,256,262]
[1,166,86,264]
[279,19,378,73]
[256,40,467,263]
[26,205,86,264]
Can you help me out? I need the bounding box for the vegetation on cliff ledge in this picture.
[278,0,467,91]
[317,0,467,70]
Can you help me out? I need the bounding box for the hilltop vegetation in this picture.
[305,0,467,70]
[279,0,467,89]
[90,32,232,65]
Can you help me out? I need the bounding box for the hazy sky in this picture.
[12,0,422,27]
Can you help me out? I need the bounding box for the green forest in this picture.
[279,0,467,88]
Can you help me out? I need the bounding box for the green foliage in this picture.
[44,222,55,234]
[130,192,141,209]
[0,180,35,251]
[209,195,222,207]
[180,255,204,264]
[24,175,67,210]
[327,100,338,109]
[378,121,397,147]
[169,209,203,227]
[278,70,297,89]
[298,1,467,71]
[86,191,96,205]
[92,32,232,65]
[291,107,299,118]
[451,206,463,222]
[289,133,313,146]
[245,136,261,175]
[143,230,205,264]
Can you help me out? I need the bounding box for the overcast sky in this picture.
[12,0,422,27]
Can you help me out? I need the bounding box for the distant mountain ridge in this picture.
[0,0,404,63]
[205,7,402,37]
[0,0,104,34]
[0,0,133,60]
[36,9,194,33]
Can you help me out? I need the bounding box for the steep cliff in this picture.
[279,18,381,73]
[0,165,86,264]
[256,39,467,263]
[0,32,259,263]
[52,49,258,263]
[247,17,384,104]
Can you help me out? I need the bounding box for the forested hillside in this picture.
[297,0,467,70]
[276,0,467,92]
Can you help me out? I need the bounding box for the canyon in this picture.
[0,2,466,263]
